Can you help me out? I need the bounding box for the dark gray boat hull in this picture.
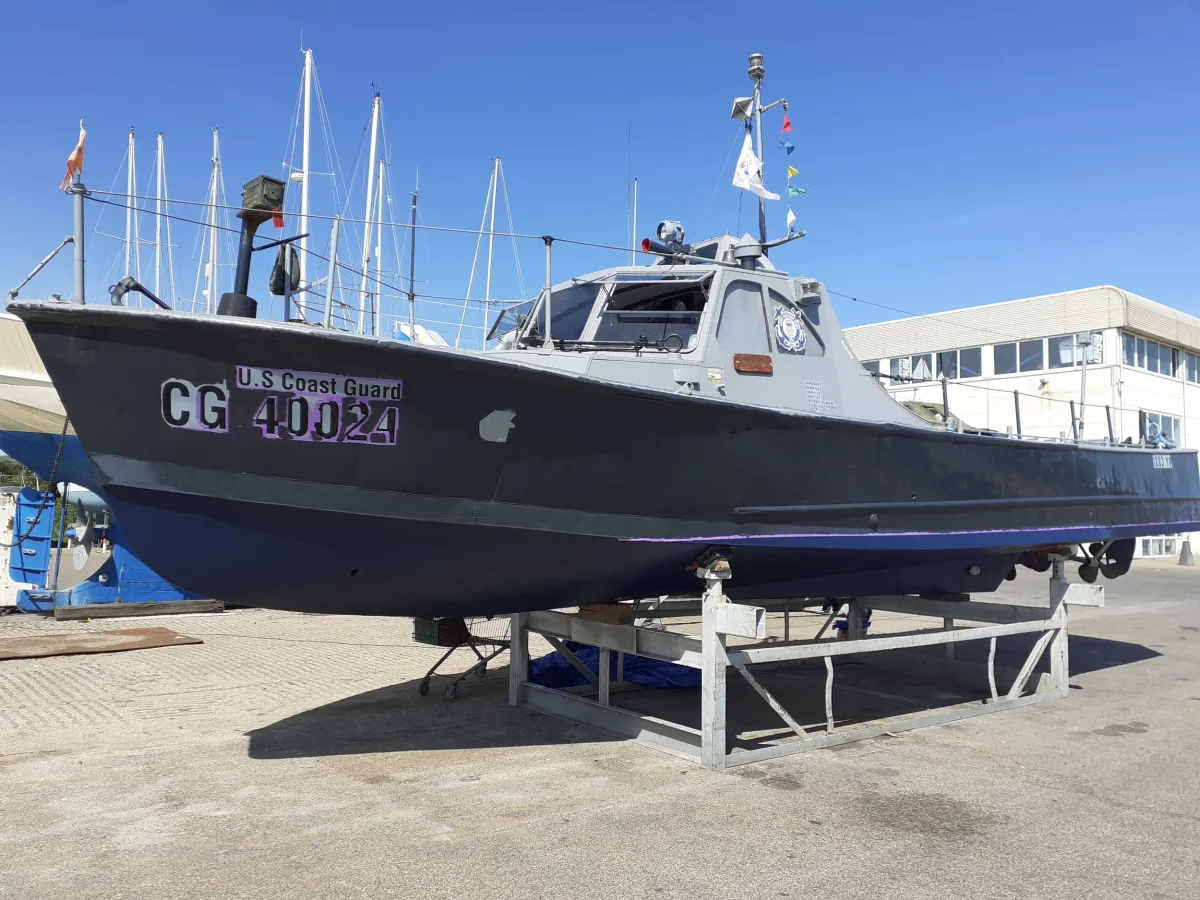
[12,302,1200,615]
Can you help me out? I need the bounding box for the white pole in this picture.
[131,133,141,289]
[207,128,220,315]
[162,141,177,308]
[373,161,384,337]
[154,133,164,300]
[632,177,638,265]
[358,94,381,334]
[298,48,313,300]
[484,157,499,348]
[324,216,340,329]
[125,128,134,283]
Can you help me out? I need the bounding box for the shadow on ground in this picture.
[247,632,1159,761]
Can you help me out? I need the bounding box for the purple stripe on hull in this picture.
[624,520,1200,550]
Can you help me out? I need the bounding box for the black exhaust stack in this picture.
[218,175,287,319]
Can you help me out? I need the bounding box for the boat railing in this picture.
[874,372,1178,451]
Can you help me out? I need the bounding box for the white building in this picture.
[843,285,1200,560]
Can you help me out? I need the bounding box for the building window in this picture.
[959,346,982,378]
[1018,339,1044,372]
[1141,535,1179,558]
[911,354,933,381]
[936,350,958,380]
[890,358,905,379]
[862,360,880,374]
[994,342,1017,375]
[1123,331,1178,378]
[1048,335,1075,369]
[1143,411,1181,444]
[1186,351,1200,384]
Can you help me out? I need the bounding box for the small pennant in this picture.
[778,138,794,155]
[272,208,284,229]
[781,114,792,133]
[787,165,799,179]
[788,185,806,198]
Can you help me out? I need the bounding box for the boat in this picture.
[0,312,91,487]
[11,55,1200,617]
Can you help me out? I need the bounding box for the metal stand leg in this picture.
[508,613,528,707]
[1048,560,1070,697]
[700,555,732,771]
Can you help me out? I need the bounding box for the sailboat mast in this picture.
[206,127,220,314]
[749,53,766,246]
[483,157,499,347]
[373,160,384,337]
[125,128,134,283]
[358,93,381,334]
[154,133,164,299]
[298,48,313,299]
[407,172,417,332]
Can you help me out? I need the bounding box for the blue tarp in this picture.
[530,641,701,690]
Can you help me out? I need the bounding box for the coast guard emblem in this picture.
[774,306,806,354]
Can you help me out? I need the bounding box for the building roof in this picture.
[843,285,1200,361]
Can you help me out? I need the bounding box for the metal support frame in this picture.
[509,558,1098,771]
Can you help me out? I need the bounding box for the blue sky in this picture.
[1,1,1197,334]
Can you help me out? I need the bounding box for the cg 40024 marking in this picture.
[159,367,403,446]
[237,365,402,446]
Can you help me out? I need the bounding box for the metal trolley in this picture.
[412,616,511,699]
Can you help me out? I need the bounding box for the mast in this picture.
[373,159,384,336]
[407,171,417,332]
[125,128,135,284]
[483,157,499,347]
[749,52,766,247]
[206,127,220,314]
[456,166,497,348]
[298,47,313,300]
[358,92,381,334]
[154,132,164,299]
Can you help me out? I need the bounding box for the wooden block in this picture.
[53,599,224,620]
[576,603,636,626]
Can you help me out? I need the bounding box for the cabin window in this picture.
[716,280,770,353]
[862,360,880,374]
[590,277,709,348]
[523,282,603,344]
[959,346,982,377]
[994,342,1017,375]
[1018,339,1043,372]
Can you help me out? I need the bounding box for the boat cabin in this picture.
[489,233,923,427]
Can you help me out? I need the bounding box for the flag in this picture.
[788,185,806,198]
[778,138,794,155]
[786,165,799,179]
[732,134,779,201]
[781,113,792,133]
[59,120,86,190]
[786,207,797,232]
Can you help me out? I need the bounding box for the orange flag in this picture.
[59,120,86,190]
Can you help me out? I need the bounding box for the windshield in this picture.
[591,277,710,349]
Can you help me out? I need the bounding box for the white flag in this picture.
[732,134,779,201]
[786,207,797,232]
